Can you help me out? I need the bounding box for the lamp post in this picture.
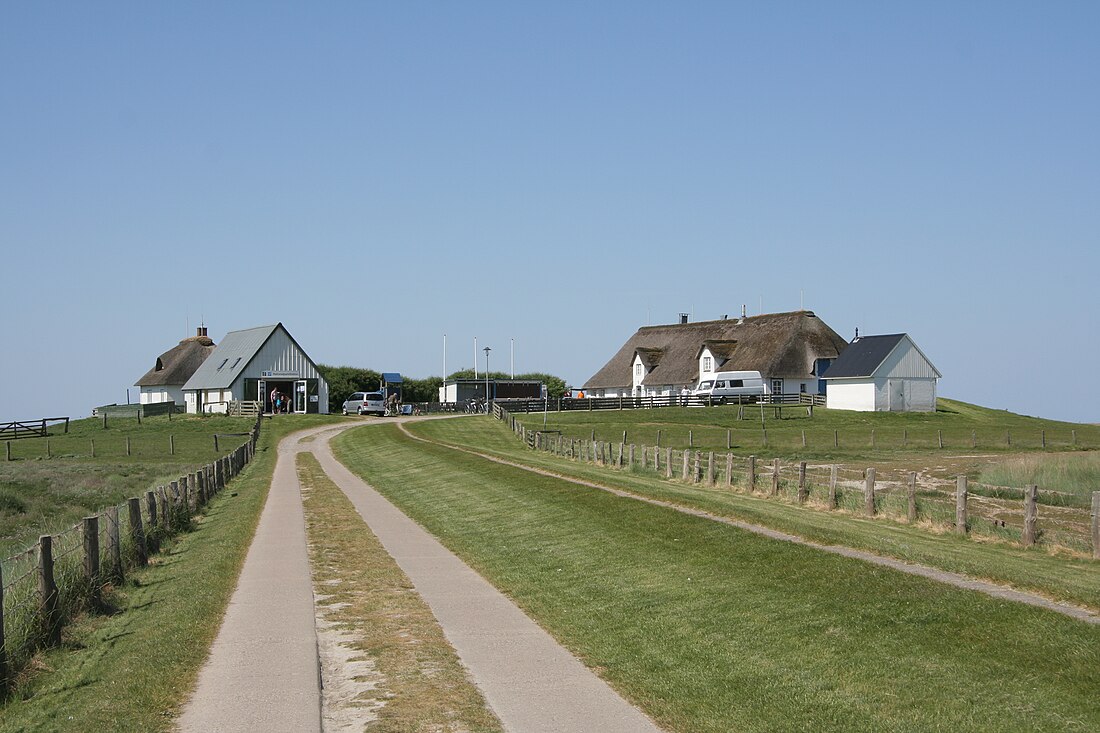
[483,347,492,406]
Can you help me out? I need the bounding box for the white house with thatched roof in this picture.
[135,327,217,407]
[181,323,329,414]
[587,310,848,398]
[822,333,940,412]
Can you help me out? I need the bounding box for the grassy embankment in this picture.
[0,415,343,732]
[297,453,502,732]
[1,414,256,556]
[332,421,1100,733]
[413,416,1100,609]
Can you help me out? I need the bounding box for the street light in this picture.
[483,346,492,406]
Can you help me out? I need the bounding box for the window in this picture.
[800,383,806,393]
[231,357,242,369]
[715,381,726,388]
[155,358,164,372]
[703,356,712,372]
[771,379,783,394]
[217,358,228,370]
[731,379,743,388]
[635,363,643,379]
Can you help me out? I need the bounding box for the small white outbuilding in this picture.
[822,333,941,412]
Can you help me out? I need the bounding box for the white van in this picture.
[694,371,765,402]
[341,391,386,416]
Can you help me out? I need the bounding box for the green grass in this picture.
[980,452,1100,503]
[511,397,1100,459]
[1,414,256,557]
[0,415,344,731]
[410,416,1100,610]
[331,421,1100,732]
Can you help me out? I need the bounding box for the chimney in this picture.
[679,313,689,325]
[197,326,208,338]
[854,327,859,339]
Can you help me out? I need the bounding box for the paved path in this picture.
[309,428,665,733]
[177,424,334,733]
[179,420,664,733]
[399,423,1100,625]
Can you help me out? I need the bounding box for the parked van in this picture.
[693,371,765,402]
[342,391,386,416]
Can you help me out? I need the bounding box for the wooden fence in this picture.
[494,393,823,416]
[0,414,263,692]
[92,402,178,418]
[496,405,1100,559]
[0,417,69,441]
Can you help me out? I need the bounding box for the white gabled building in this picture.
[822,333,941,412]
[181,323,329,414]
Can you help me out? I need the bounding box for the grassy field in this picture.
[332,420,1100,732]
[1,414,256,556]
[509,398,1100,459]
[406,416,1100,609]
[297,453,502,732]
[0,415,343,731]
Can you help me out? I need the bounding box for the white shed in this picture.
[822,334,941,412]
[181,323,329,414]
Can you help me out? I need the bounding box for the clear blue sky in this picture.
[2,2,1098,422]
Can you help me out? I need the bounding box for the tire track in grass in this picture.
[396,423,1100,625]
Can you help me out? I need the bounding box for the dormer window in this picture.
[702,356,712,372]
[635,363,643,379]
[155,358,164,372]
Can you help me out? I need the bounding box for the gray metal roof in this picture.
[820,334,906,379]
[182,324,280,390]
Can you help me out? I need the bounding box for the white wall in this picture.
[827,380,877,411]
[878,337,940,380]
[139,386,183,405]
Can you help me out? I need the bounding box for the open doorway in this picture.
[260,379,298,414]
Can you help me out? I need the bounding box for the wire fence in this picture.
[0,414,263,693]
[499,407,1100,560]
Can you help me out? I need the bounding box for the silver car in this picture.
[342,391,385,416]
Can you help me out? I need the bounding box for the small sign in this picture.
[309,395,319,403]
[262,371,300,378]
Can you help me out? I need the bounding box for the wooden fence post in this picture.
[1022,485,1038,547]
[1006,431,1011,447]
[129,498,147,566]
[1072,429,1077,447]
[725,453,733,488]
[771,459,780,496]
[727,429,731,450]
[5,441,9,461]
[102,414,107,429]
[146,491,159,553]
[665,447,672,478]
[903,428,908,447]
[798,462,808,503]
[802,430,806,448]
[90,439,95,458]
[46,439,51,459]
[656,429,661,447]
[956,475,968,535]
[871,428,875,448]
[188,474,198,511]
[39,535,61,647]
[0,564,6,688]
[749,455,757,491]
[681,450,690,481]
[907,472,917,522]
[829,465,838,509]
[83,516,100,608]
[688,430,693,448]
[833,430,838,448]
[106,505,123,583]
[617,443,624,467]
[971,430,976,449]
[169,434,175,455]
[1041,430,1046,449]
[1091,491,1100,560]
[125,436,131,456]
[628,444,635,466]
[937,430,943,449]
[864,468,876,516]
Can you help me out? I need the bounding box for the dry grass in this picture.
[296,453,502,733]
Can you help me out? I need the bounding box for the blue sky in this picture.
[2,2,1098,422]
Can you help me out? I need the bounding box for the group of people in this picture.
[270,388,294,414]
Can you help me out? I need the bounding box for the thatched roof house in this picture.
[583,310,848,397]
[135,327,217,407]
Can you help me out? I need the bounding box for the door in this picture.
[258,380,267,413]
[295,380,307,413]
[889,380,905,411]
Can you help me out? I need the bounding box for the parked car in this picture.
[342,391,386,416]
[693,371,766,402]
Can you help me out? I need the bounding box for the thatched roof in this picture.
[135,334,216,387]
[584,310,848,389]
